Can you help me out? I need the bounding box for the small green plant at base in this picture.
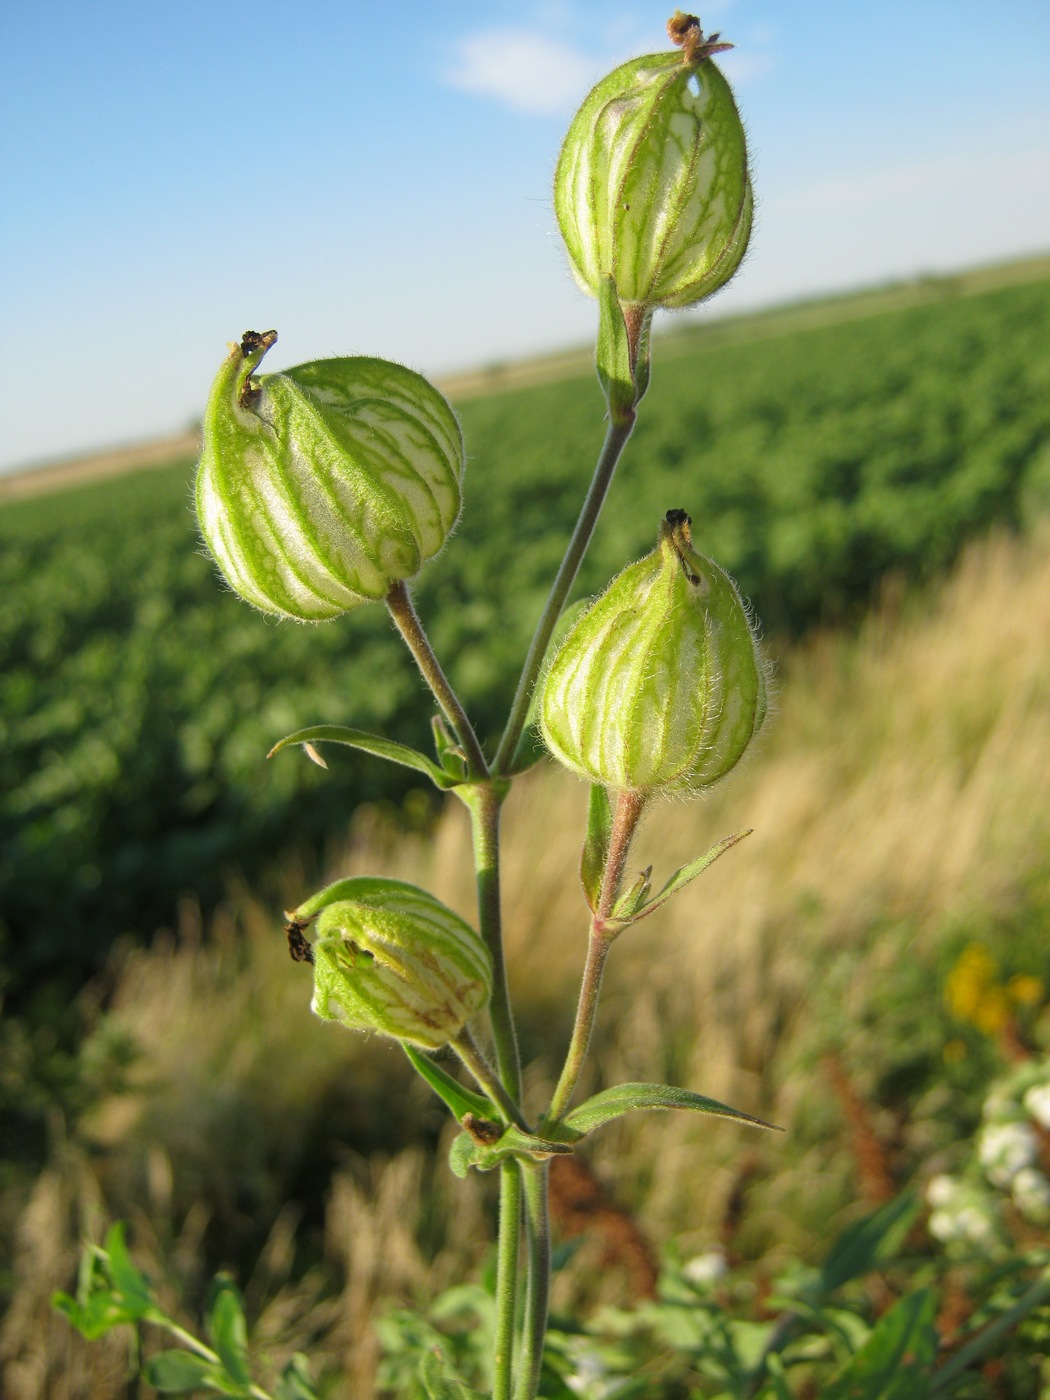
[53,1223,318,1398]
[52,12,1050,1398]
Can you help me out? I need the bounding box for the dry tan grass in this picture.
[5,524,1050,1396]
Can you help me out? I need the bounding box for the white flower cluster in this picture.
[926,1174,1001,1250]
[562,1341,615,1400]
[682,1249,729,1287]
[926,1057,1050,1253]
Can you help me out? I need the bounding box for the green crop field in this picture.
[3,270,1050,998]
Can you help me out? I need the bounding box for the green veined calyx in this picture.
[540,509,768,796]
[195,331,464,621]
[554,11,752,313]
[289,877,492,1050]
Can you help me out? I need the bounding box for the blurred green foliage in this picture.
[2,277,1049,997]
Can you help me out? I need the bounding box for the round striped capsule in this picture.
[291,877,492,1050]
[540,510,768,796]
[196,332,464,621]
[554,19,752,312]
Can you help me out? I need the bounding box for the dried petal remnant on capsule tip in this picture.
[666,11,734,65]
[540,511,768,795]
[554,19,752,311]
[195,333,465,621]
[240,328,278,357]
[285,918,314,964]
[293,877,492,1050]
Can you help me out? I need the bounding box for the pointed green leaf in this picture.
[145,1350,226,1393]
[634,830,752,922]
[275,1354,321,1400]
[596,275,635,421]
[103,1222,155,1318]
[554,1082,780,1141]
[51,1288,124,1341]
[403,1044,493,1122]
[431,716,469,782]
[822,1290,937,1400]
[817,1193,920,1297]
[206,1278,251,1386]
[580,784,613,912]
[632,310,654,404]
[611,865,652,922]
[449,1123,574,1176]
[419,1347,485,1399]
[269,725,455,789]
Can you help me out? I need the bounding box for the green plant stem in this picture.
[547,789,646,1121]
[594,789,647,924]
[466,783,522,1103]
[159,1322,222,1365]
[547,933,611,1125]
[493,1163,522,1400]
[155,1323,272,1400]
[514,1162,551,1400]
[451,1028,527,1130]
[493,413,636,774]
[929,1263,1050,1395]
[462,781,524,1400]
[385,580,489,779]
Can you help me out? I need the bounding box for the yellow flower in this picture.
[972,987,1012,1037]
[1008,974,1045,1008]
[945,944,997,1023]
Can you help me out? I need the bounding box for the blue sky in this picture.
[1,1,1048,473]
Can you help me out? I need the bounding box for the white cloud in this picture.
[443,29,598,116]
[769,144,1050,218]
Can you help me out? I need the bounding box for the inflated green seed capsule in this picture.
[290,877,491,1050]
[540,509,767,794]
[554,12,752,312]
[196,331,464,621]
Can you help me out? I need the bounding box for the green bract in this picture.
[554,22,751,311]
[196,331,464,621]
[292,877,492,1050]
[540,510,767,794]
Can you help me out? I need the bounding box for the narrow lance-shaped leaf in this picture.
[275,1354,323,1400]
[269,725,455,789]
[403,1044,493,1123]
[633,830,752,923]
[103,1221,155,1317]
[595,274,635,421]
[821,1290,937,1400]
[550,1082,781,1142]
[144,1350,227,1394]
[206,1278,251,1387]
[432,715,469,783]
[580,783,613,912]
[610,865,652,922]
[817,1193,920,1297]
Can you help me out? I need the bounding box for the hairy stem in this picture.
[595,788,648,924]
[547,789,646,1121]
[493,414,636,774]
[466,783,522,1103]
[514,1162,551,1400]
[546,934,611,1125]
[461,783,525,1400]
[451,1028,527,1130]
[493,1163,522,1400]
[385,580,489,778]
